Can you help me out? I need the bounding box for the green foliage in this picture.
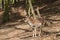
[3,0,9,23]
[26,0,36,18]
[26,0,29,10]
[2,0,36,23]
[31,0,34,3]
[26,0,34,9]
[10,0,14,4]
[2,0,18,23]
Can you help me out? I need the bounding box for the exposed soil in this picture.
[0,0,60,40]
[0,13,60,40]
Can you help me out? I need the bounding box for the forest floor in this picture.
[0,13,60,40]
[0,1,60,40]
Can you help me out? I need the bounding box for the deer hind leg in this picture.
[39,29,41,37]
[34,27,37,37]
[33,29,35,37]
[33,27,37,37]
[38,26,41,37]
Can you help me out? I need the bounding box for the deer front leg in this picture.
[34,27,37,37]
[33,27,37,37]
[33,28,35,37]
[39,26,41,37]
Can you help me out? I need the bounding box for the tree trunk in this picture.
[2,0,4,9]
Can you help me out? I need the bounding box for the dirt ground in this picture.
[0,1,60,40]
[0,14,60,40]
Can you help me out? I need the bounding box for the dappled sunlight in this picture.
[0,0,60,40]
